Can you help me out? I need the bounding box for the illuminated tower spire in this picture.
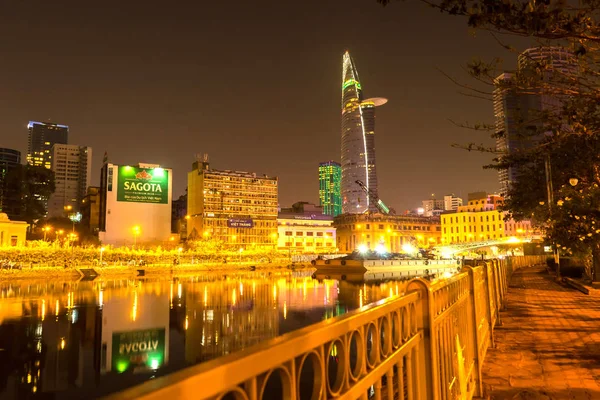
[341,51,387,214]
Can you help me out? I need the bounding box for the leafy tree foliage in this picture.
[379,0,600,280]
[3,165,55,224]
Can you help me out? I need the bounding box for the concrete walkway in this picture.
[482,266,600,400]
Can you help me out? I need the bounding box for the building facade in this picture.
[0,213,27,246]
[318,161,342,217]
[99,163,173,245]
[277,202,336,253]
[171,193,187,237]
[441,192,536,244]
[334,213,441,253]
[443,194,463,211]
[341,51,387,214]
[0,148,21,214]
[421,198,445,217]
[494,47,576,196]
[47,144,92,217]
[187,158,278,247]
[27,121,69,169]
[81,186,100,235]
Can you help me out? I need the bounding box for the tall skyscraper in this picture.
[0,148,21,214]
[318,161,342,217]
[27,121,69,169]
[341,51,387,214]
[495,47,576,196]
[47,144,92,217]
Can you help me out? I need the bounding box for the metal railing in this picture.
[105,255,546,400]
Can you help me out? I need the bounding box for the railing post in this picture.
[484,262,496,348]
[406,279,436,400]
[464,264,484,397]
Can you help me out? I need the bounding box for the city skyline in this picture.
[0,1,536,211]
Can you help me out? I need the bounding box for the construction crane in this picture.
[355,180,395,215]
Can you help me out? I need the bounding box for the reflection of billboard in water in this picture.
[101,291,169,374]
[112,328,165,373]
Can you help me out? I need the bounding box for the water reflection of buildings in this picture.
[0,273,410,399]
[184,277,279,364]
[0,290,100,398]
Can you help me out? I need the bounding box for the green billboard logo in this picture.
[117,166,169,204]
[112,328,166,373]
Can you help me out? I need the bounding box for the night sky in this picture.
[0,0,534,211]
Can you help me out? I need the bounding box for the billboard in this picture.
[117,166,169,204]
[112,328,166,373]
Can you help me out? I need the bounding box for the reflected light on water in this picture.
[131,290,138,321]
[0,269,414,400]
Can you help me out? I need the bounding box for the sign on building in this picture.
[112,328,166,373]
[227,218,254,228]
[117,166,169,204]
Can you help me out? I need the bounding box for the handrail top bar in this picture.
[103,290,420,400]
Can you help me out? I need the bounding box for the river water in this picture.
[0,269,410,399]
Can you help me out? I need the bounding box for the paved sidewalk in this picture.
[482,266,600,400]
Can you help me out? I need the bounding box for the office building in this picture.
[421,198,445,217]
[99,163,173,245]
[334,213,441,253]
[341,51,387,214]
[27,121,69,169]
[443,194,463,211]
[277,202,336,253]
[0,148,21,214]
[440,192,537,244]
[187,156,278,247]
[318,161,342,217]
[494,47,576,196]
[47,145,92,217]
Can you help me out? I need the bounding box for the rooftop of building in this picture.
[192,160,276,180]
[319,160,341,167]
[334,213,440,224]
[28,121,69,129]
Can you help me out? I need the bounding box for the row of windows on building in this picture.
[445,224,503,234]
[285,241,333,247]
[445,214,502,223]
[283,231,334,237]
[346,224,439,231]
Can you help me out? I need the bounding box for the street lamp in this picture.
[132,226,141,247]
[56,229,64,244]
[42,226,52,241]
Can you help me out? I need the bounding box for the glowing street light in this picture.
[357,244,368,254]
[42,226,52,241]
